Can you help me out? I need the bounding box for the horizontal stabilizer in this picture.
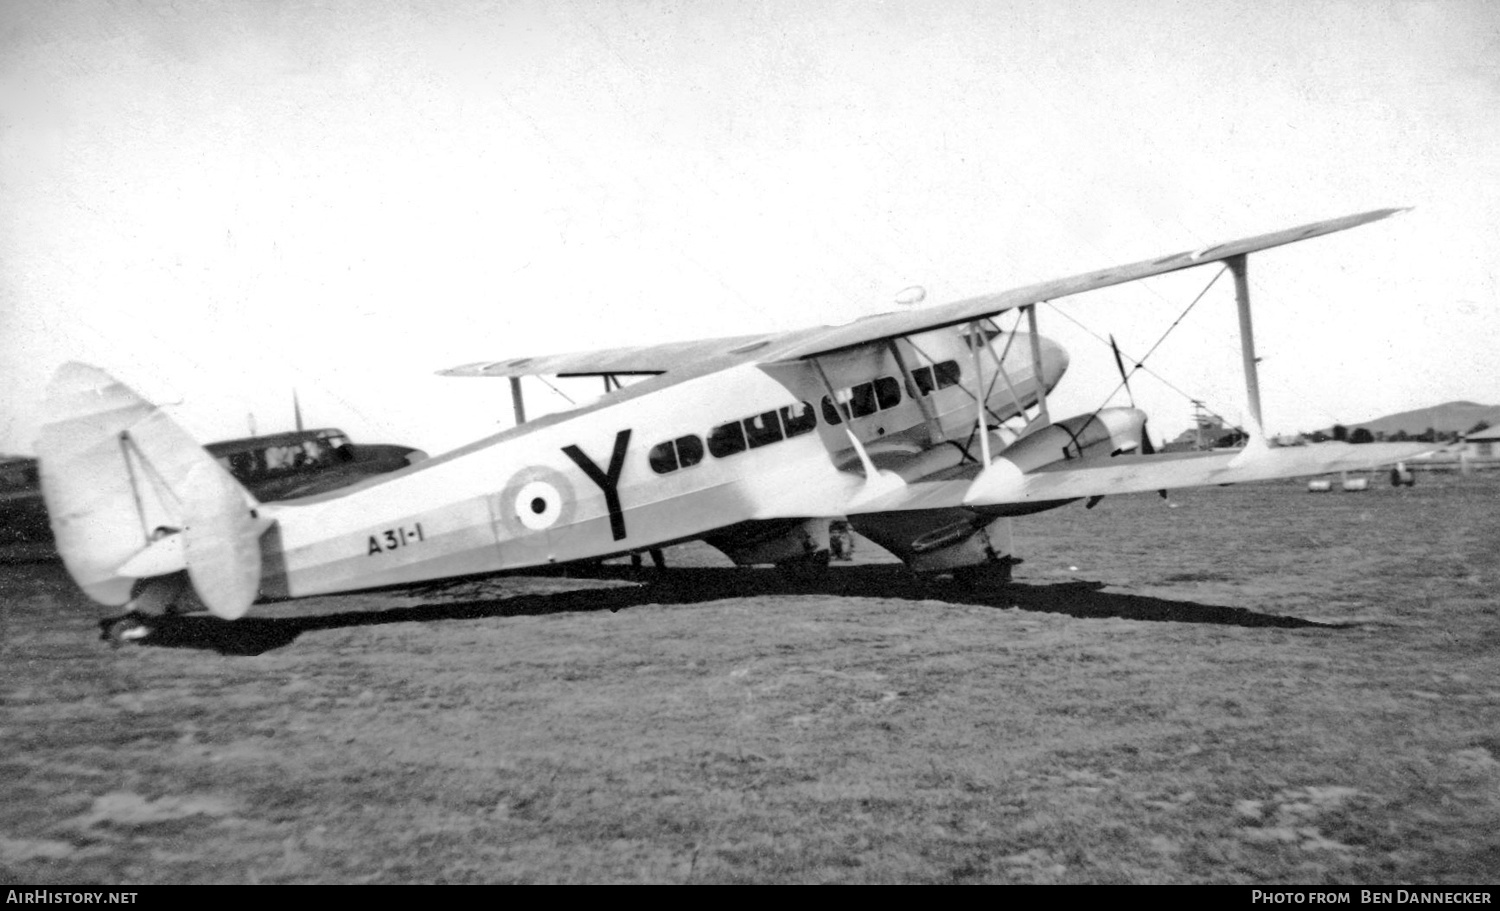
[963,442,1434,509]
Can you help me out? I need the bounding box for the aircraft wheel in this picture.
[104,613,152,648]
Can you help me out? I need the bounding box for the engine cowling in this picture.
[702,518,831,567]
[849,509,1016,577]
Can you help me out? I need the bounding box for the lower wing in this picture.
[843,441,1434,515]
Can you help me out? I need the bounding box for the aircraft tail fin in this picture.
[36,363,266,619]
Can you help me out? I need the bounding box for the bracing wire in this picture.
[1054,264,1241,432]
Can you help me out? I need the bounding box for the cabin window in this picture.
[708,421,748,458]
[934,360,961,389]
[648,435,705,474]
[849,382,878,418]
[912,365,935,396]
[648,441,678,474]
[821,376,904,424]
[821,395,845,425]
[744,410,784,448]
[676,434,704,468]
[780,401,817,437]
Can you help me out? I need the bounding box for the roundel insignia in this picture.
[498,466,576,537]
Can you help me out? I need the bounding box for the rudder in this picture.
[36,363,266,619]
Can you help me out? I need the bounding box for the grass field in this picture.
[2,473,1497,884]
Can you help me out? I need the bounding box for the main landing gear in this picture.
[103,612,153,648]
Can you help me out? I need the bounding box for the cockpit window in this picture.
[910,360,961,397]
[934,360,961,389]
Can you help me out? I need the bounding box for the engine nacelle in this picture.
[702,518,831,566]
[849,509,1016,578]
[994,408,1148,472]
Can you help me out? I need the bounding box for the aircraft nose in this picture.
[1039,335,1069,392]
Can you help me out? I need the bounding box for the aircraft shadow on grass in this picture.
[118,564,1347,657]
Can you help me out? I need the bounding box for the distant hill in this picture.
[1350,401,1500,437]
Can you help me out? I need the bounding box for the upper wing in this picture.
[439,208,1403,376]
[438,333,773,378]
[769,208,1405,360]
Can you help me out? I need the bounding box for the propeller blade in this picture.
[1110,334,1136,408]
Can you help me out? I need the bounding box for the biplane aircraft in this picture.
[37,208,1431,644]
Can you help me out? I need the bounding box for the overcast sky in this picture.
[3,0,1497,455]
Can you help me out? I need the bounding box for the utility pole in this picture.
[1191,400,1208,450]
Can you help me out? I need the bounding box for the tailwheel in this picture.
[103,612,153,648]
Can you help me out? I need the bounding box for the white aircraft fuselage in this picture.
[257,327,1066,598]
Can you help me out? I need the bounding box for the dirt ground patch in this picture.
[2,474,1497,883]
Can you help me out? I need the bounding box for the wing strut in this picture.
[509,377,527,425]
[1025,305,1051,427]
[982,319,1032,429]
[1227,255,1263,441]
[886,339,944,445]
[810,358,877,474]
[810,357,906,502]
[968,321,993,468]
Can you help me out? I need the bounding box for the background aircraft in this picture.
[35,209,1430,644]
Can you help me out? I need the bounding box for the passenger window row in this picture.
[647,358,959,475]
[649,401,818,474]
